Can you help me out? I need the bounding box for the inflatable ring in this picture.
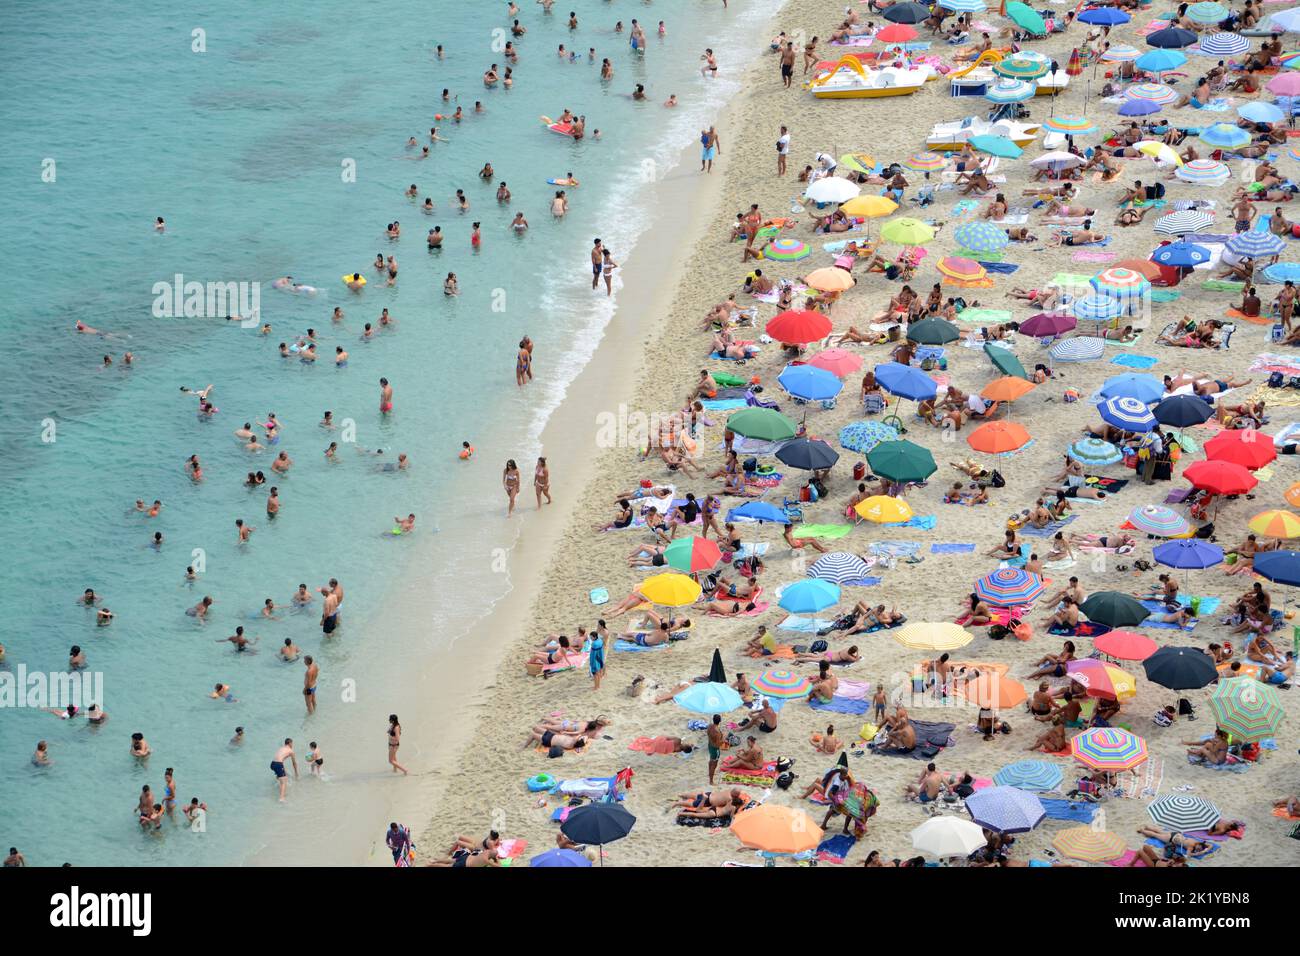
[342,274,367,287]
[526,773,556,792]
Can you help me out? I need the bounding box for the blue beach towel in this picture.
[1039,798,1097,824]
[1019,515,1077,537]
[816,834,857,860]
[778,615,835,633]
[614,639,666,652]
[1111,353,1160,370]
[883,515,937,530]
[700,398,750,411]
[809,695,871,715]
[978,261,1020,274]
[931,543,977,554]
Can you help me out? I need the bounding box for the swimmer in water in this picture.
[280,638,301,661]
[155,217,165,232]
[444,272,460,295]
[428,226,443,248]
[510,212,530,233]
[551,191,568,217]
[664,94,678,107]
[394,514,417,534]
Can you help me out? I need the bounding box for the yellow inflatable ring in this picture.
[342,274,367,287]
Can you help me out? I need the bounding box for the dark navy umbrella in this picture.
[1147,27,1197,48]
[1253,550,1300,587]
[883,1,930,22]
[1143,646,1218,689]
[1153,394,1213,427]
[559,804,636,865]
[775,437,840,471]
[1080,591,1149,628]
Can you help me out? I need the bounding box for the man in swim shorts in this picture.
[271,739,299,802]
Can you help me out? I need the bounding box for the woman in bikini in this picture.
[502,460,521,516]
[1027,640,1076,679]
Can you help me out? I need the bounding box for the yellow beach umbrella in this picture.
[892,621,974,651]
[879,217,936,246]
[730,804,823,854]
[854,495,913,523]
[838,152,876,175]
[1102,664,1138,701]
[1136,140,1185,167]
[805,267,856,292]
[1248,509,1300,539]
[1052,826,1127,863]
[639,572,702,607]
[840,194,897,218]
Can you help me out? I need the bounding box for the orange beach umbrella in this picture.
[968,420,1031,454]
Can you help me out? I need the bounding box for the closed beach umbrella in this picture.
[1186,1,1229,23]
[776,437,840,471]
[727,407,797,442]
[1004,2,1046,35]
[839,194,898,218]
[767,309,832,344]
[778,365,843,402]
[1019,312,1075,338]
[1053,827,1127,863]
[1050,336,1105,362]
[778,578,841,613]
[1128,504,1190,537]
[1199,123,1252,149]
[1239,101,1285,125]
[1066,659,1137,700]
[1210,676,1285,743]
[1135,49,1187,73]
[1042,114,1098,135]
[954,220,1010,255]
[867,438,937,482]
[892,621,973,651]
[1154,394,1213,427]
[1174,160,1230,187]
[530,848,592,868]
[879,217,936,246]
[731,804,822,854]
[1079,8,1130,26]
[1249,509,1300,539]
[1147,27,1198,48]
[975,567,1046,606]
[1070,727,1148,771]
[884,1,931,23]
[1257,548,1300,586]
[763,237,810,262]
[968,420,1031,454]
[804,177,860,204]
[1225,230,1287,259]
[1101,373,1164,404]
[966,786,1045,833]
[1142,646,1218,689]
[809,551,875,585]
[1204,429,1277,470]
[1154,209,1215,236]
[1125,82,1179,105]
[1153,539,1223,570]
[1094,630,1158,662]
[1194,32,1250,57]
[968,134,1023,158]
[809,348,863,377]
[911,816,988,858]
[640,573,703,607]
[663,536,722,574]
[838,419,898,454]
[751,669,812,700]
[560,803,636,860]
[874,362,938,401]
[1080,591,1149,628]
[1068,437,1122,466]
[985,78,1036,103]
[960,673,1028,710]
[903,151,947,172]
[1099,396,1157,432]
[1183,459,1257,495]
[1151,239,1212,266]
[906,317,960,345]
[1147,794,1220,831]
[804,267,855,293]
[854,495,913,523]
[994,759,1063,791]
[981,376,1036,402]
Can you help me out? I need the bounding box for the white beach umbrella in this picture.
[1030,150,1083,168]
[805,177,861,204]
[911,816,988,858]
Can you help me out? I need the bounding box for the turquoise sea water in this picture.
[0,0,779,864]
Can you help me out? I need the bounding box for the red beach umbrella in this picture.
[1203,429,1277,471]
[1183,459,1257,496]
[766,309,832,345]
[1093,630,1158,662]
[1065,48,1084,77]
[878,24,919,43]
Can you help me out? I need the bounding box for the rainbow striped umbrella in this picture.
[953,221,1011,254]
[1209,676,1285,743]
[1147,794,1220,831]
[986,78,1036,103]
[1187,1,1229,23]
[903,151,946,172]
[1128,505,1191,537]
[1101,44,1141,62]
[993,57,1049,80]
[663,536,723,573]
[1042,114,1097,135]
[1069,437,1123,466]
[974,567,1046,607]
[763,237,810,261]
[751,670,812,700]
[1175,159,1230,186]
[1194,32,1250,57]
[1125,82,1179,105]
[1070,727,1149,771]
[1093,266,1151,305]
[1053,827,1127,863]
[1065,48,1084,77]
[994,760,1062,791]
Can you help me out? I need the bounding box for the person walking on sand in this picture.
[503,459,521,516]
[777,125,790,176]
[535,456,552,508]
[700,126,720,173]
[387,714,409,775]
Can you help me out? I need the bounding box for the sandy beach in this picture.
[415,2,1300,867]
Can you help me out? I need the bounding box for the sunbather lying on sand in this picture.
[671,788,744,811]
[792,645,860,664]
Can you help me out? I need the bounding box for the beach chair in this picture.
[781,497,804,523]
[863,392,887,415]
[1218,323,1236,349]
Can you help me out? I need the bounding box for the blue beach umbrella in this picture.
[726,501,788,524]
[778,578,842,613]
[1136,49,1187,74]
[1153,394,1213,427]
[1069,437,1123,466]
[778,364,843,401]
[1050,336,1106,362]
[966,786,1046,833]
[1118,99,1161,117]
[954,220,1010,255]
[883,2,932,23]
[530,848,592,867]
[993,760,1063,791]
[1100,373,1163,404]
[1072,296,1123,323]
[968,134,1023,158]
[1099,396,1157,432]
[1153,539,1224,570]
[1151,240,1211,267]
[1194,32,1250,57]
[1199,123,1251,148]
[1079,8,1130,26]
[1264,262,1300,282]
[874,362,938,401]
[1252,550,1300,587]
[675,650,744,714]
[838,420,899,454]
[1226,230,1287,259]
[1147,27,1198,49]
[1239,101,1285,124]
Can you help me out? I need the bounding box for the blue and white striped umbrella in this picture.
[1072,295,1123,322]
[1050,336,1106,362]
[1100,395,1158,432]
[1199,122,1251,148]
[1226,230,1287,258]
[986,78,1035,103]
[938,0,987,11]
[966,786,1046,834]
[1239,101,1285,124]
[808,552,875,585]
[1154,209,1215,236]
[953,221,1010,254]
[993,760,1064,791]
[1174,159,1230,186]
[1069,437,1123,466]
[1194,32,1250,56]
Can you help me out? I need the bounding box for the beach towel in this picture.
[868,720,955,758]
[1111,353,1160,370]
[836,679,874,700]
[1272,807,1300,820]
[721,759,778,786]
[815,833,856,863]
[536,652,589,675]
[951,199,980,217]
[1050,272,1097,290]
[931,543,977,554]
[954,307,1014,326]
[1146,837,1219,860]
[1203,279,1245,292]
[1084,475,1129,495]
[989,212,1028,226]
[1071,250,1115,264]
[978,261,1020,274]
[882,515,937,530]
[1107,850,1147,867]
[810,695,871,715]
[779,614,836,633]
[700,398,750,411]
[1187,754,1250,771]
[1039,798,1098,824]
[708,601,770,618]
[1139,600,1198,631]
[797,523,855,540]
[614,639,667,653]
[629,736,688,755]
[1185,824,1245,843]
[1048,621,1112,638]
[868,540,922,559]
[1149,289,1181,303]
[1043,557,1077,572]
[1018,515,1076,537]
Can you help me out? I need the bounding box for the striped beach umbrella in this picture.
[1154,209,1215,236]
[1053,827,1127,863]
[853,494,913,524]
[1128,504,1191,537]
[1070,727,1149,771]
[1187,1,1229,23]
[1094,630,1159,661]
[663,536,723,573]
[1249,509,1300,539]
[954,220,1010,255]
[974,567,1046,607]
[751,670,812,700]
[1101,44,1141,62]
[936,256,987,282]
[1283,51,1300,70]
[1199,122,1252,148]
[965,786,1045,834]
[1204,428,1278,470]
[993,57,1049,80]
[1071,295,1123,324]
[1194,32,1250,57]
[1099,396,1157,432]
[1226,230,1287,259]
[1175,159,1230,186]
[1124,82,1179,105]
[892,621,973,651]
[763,237,809,261]
[1147,794,1220,831]
[994,760,1062,791]
[903,151,946,172]
[1050,336,1106,362]
[1065,48,1084,77]
[938,0,986,11]
[1067,659,1138,700]
[808,552,875,585]
[1042,114,1097,135]
[837,419,898,454]
[1069,437,1122,466]
[1210,676,1285,743]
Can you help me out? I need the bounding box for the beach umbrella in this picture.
[994,55,1050,80]
[1150,239,1212,267]
[867,438,937,482]
[1136,49,1187,74]
[1174,160,1230,187]
[751,669,812,700]
[981,376,1036,403]
[778,365,843,402]
[1147,794,1220,832]
[1005,2,1046,35]
[968,134,1023,159]
[1124,82,1179,105]
[1194,32,1250,57]
[854,495,914,523]
[906,317,961,345]
[984,342,1029,379]
[966,786,1045,833]
[879,217,936,246]
[837,419,898,454]
[1199,123,1252,149]
[1070,727,1148,771]
[993,760,1063,792]
[560,803,636,863]
[1053,827,1127,863]
[727,501,789,524]
[640,572,702,607]
[1142,646,1219,689]
[1288,483,1300,508]
[903,151,946,172]
[1099,396,1157,432]
[731,804,822,855]
[663,536,723,574]
[1029,151,1085,171]
[1154,209,1215,236]
[938,0,986,11]
[960,672,1029,710]
[1079,8,1130,26]
[1153,539,1223,569]
[768,309,832,344]
[1153,394,1213,427]
[1147,27,1198,48]
[1265,262,1300,283]
[1118,99,1162,117]
[1254,550,1300,586]
[778,578,841,614]
[1204,429,1277,470]
[884,1,931,23]
[1071,296,1123,324]
[839,194,898,219]
[1187,1,1229,23]
[1068,437,1122,466]
[892,621,973,651]
[984,79,1036,104]
[874,362,938,402]
[954,221,1010,255]
[804,177,860,204]
[1210,676,1285,743]
[1271,8,1300,32]
[1100,373,1164,404]
[808,348,863,377]
[1066,659,1137,700]
[936,257,987,285]
[1239,101,1285,125]
[675,649,744,713]
[1080,591,1149,628]
[1183,459,1257,495]
[974,567,1046,606]
[808,551,875,585]
[804,267,856,293]
[1225,230,1287,259]
[1065,48,1084,78]
[968,420,1031,454]
[726,407,797,441]
[1128,504,1190,537]
[763,237,810,262]
[1042,114,1098,136]
[911,816,988,858]
[1049,336,1106,362]
[1269,72,1300,96]
[877,23,918,43]
[530,848,592,867]
[1249,509,1300,539]
[1019,311,1075,338]
[775,437,840,471]
[837,152,876,176]
[1094,630,1158,662]
[1135,140,1184,167]
[1102,44,1142,63]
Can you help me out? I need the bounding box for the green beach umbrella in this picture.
[726,407,797,441]
[867,439,937,483]
[984,343,1029,380]
[879,217,936,246]
[906,317,960,345]
[992,56,1049,80]
[1005,2,1046,36]
[968,135,1023,159]
[1209,676,1284,743]
[663,536,723,574]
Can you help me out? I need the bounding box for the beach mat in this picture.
[1039,798,1098,824]
[1018,515,1076,537]
[816,833,857,862]
[931,543,977,554]
[1111,353,1160,370]
[809,695,871,715]
[798,523,855,540]
[868,720,955,758]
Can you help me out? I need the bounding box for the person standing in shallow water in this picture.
[503,459,521,516]
[388,715,409,775]
[535,457,552,509]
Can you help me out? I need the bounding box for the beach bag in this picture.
[1194,521,1215,539]
[742,457,758,474]
[775,757,795,773]
[1269,371,1285,389]
[809,639,829,654]
[1012,620,1033,642]
[776,771,796,790]
[1177,697,1195,717]
[990,469,1006,488]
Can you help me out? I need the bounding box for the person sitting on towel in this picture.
[726,736,765,771]
[1183,728,1229,765]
